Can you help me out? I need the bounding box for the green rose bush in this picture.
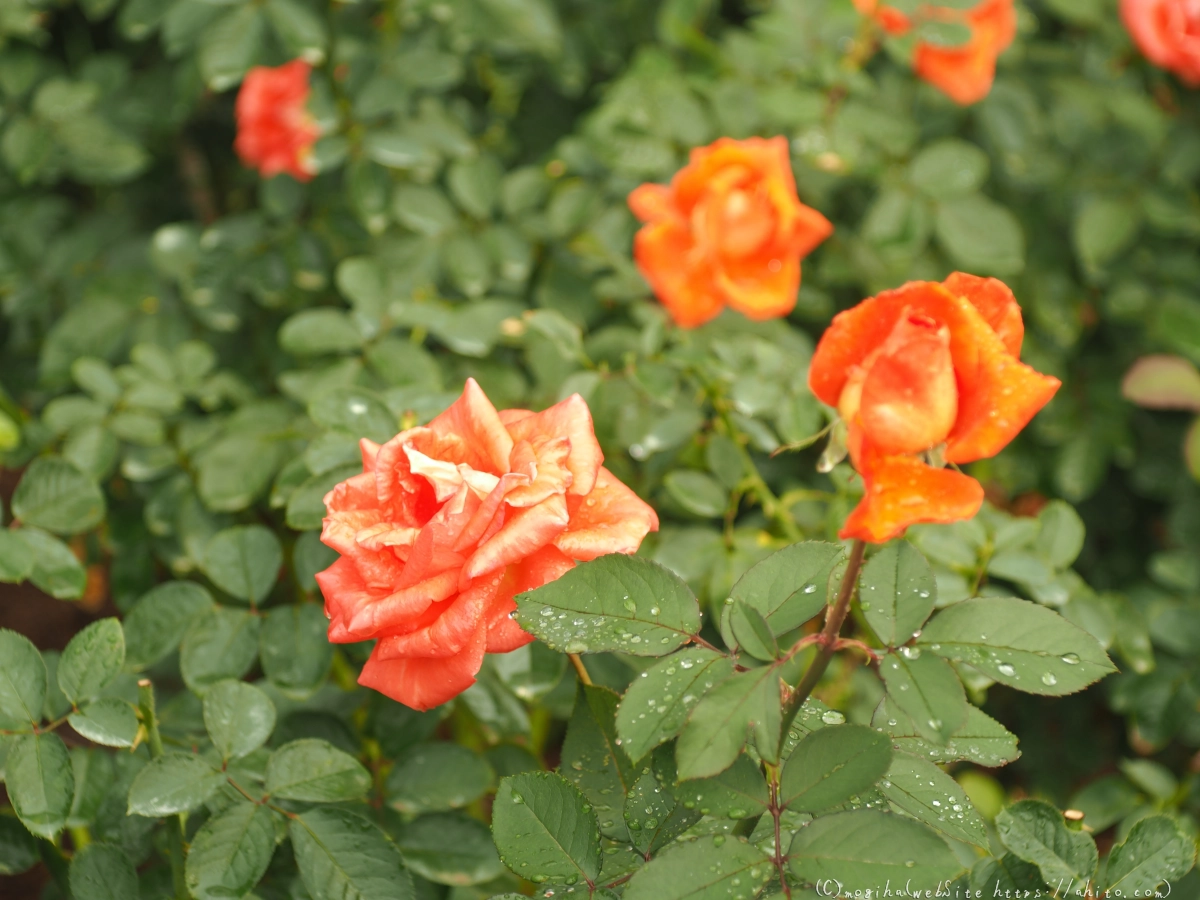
[1,1,1199,899]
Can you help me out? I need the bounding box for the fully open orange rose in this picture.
[809,273,1060,543]
[1122,0,1200,85]
[235,60,319,182]
[628,136,833,328]
[855,0,1016,105]
[315,379,658,710]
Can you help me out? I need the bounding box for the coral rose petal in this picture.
[629,183,679,222]
[427,378,514,475]
[554,468,660,561]
[343,570,458,639]
[841,451,985,543]
[483,546,576,653]
[942,272,1024,357]
[505,393,604,496]
[358,630,487,712]
[464,494,570,581]
[715,254,802,322]
[912,0,1016,105]
[374,575,495,660]
[634,222,725,328]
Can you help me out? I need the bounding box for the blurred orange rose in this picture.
[316,379,659,710]
[855,0,1016,105]
[628,136,833,328]
[235,60,319,182]
[809,273,1060,543]
[1122,0,1200,85]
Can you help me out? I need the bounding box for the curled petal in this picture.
[427,378,514,475]
[341,570,458,641]
[633,221,725,328]
[629,183,680,223]
[715,254,802,322]
[941,272,1023,356]
[359,629,487,712]
[554,468,660,560]
[464,493,570,581]
[505,393,604,496]
[374,575,496,660]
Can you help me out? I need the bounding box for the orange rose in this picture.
[856,0,1016,105]
[234,60,319,182]
[628,137,833,328]
[315,379,659,710]
[808,273,1060,543]
[1122,0,1200,85]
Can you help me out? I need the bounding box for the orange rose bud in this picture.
[1122,0,1200,85]
[856,0,1016,105]
[315,379,659,710]
[235,60,320,182]
[809,274,1060,543]
[628,136,833,329]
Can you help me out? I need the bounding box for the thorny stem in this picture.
[766,763,791,899]
[569,653,593,686]
[138,679,189,900]
[777,539,867,748]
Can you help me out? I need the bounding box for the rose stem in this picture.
[568,653,593,686]
[138,679,189,900]
[778,538,867,745]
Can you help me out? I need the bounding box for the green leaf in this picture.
[562,685,639,841]
[873,698,1020,767]
[789,810,964,892]
[199,4,266,91]
[264,0,327,64]
[1074,196,1141,272]
[265,738,371,801]
[1121,354,1200,411]
[860,541,937,647]
[291,807,415,900]
[202,525,282,605]
[180,606,262,694]
[673,752,769,819]
[779,723,893,813]
[393,184,459,236]
[909,139,990,199]
[392,812,503,886]
[879,651,968,744]
[197,434,286,512]
[625,764,700,853]
[1036,502,1085,569]
[58,617,124,704]
[515,555,701,656]
[69,842,138,900]
[203,679,277,761]
[68,698,138,748]
[0,628,46,725]
[475,0,563,58]
[719,541,843,650]
[22,527,87,600]
[447,154,503,219]
[386,743,493,814]
[11,456,105,535]
[676,664,782,779]
[0,530,34,584]
[729,601,780,661]
[493,772,602,885]
[994,799,1098,884]
[0,816,38,875]
[123,581,214,670]
[1104,815,1195,895]
[308,387,397,444]
[280,308,365,356]
[917,598,1116,695]
[615,648,734,760]
[67,747,111,829]
[623,834,772,900]
[935,194,1025,276]
[186,801,279,900]
[879,752,988,848]
[6,733,73,839]
[664,470,727,518]
[127,752,226,817]
[260,603,334,696]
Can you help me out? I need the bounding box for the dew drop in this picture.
[1061,653,1080,665]
[803,584,817,594]
[996,663,1016,677]
[649,606,660,616]
[821,710,846,725]
[1041,672,1058,686]
[901,646,921,660]
[539,607,555,617]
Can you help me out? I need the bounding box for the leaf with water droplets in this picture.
[779,723,892,813]
[615,648,734,761]
[917,598,1116,696]
[789,809,964,892]
[623,834,772,900]
[624,767,700,854]
[729,601,780,661]
[386,742,494,815]
[969,854,1048,895]
[127,752,226,817]
[493,772,602,886]
[676,664,782,780]
[186,800,279,900]
[515,555,700,656]
[290,806,416,900]
[872,697,1020,767]
[995,799,1098,885]
[860,541,937,647]
[1104,815,1195,896]
[563,685,641,841]
[878,751,988,848]
[673,752,769,820]
[719,541,844,652]
[879,651,967,745]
